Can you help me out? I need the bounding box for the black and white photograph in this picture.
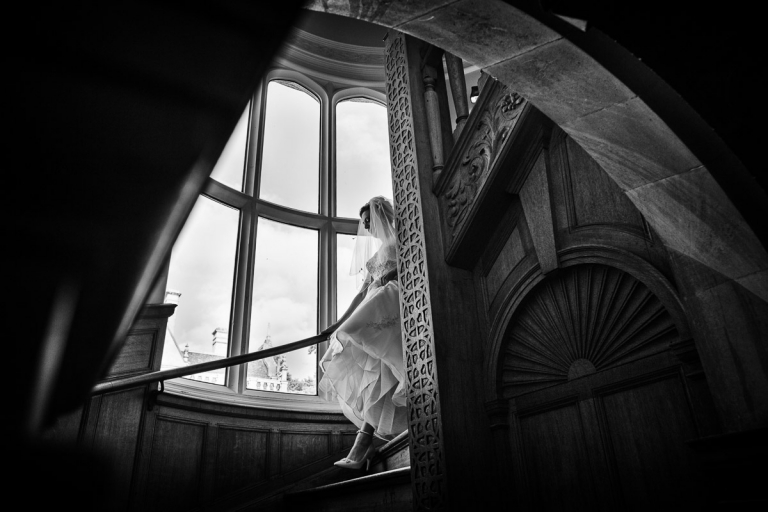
[8,1,765,510]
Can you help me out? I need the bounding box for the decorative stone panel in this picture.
[385,31,446,511]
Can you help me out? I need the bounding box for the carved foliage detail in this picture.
[445,87,526,234]
[502,264,677,397]
[385,33,445,510]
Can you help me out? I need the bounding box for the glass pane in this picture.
[161,195,239,385]
[336,233,359,317]
[259,81,320,212]
[247,218,318,394]
[336,99,393,218]
[210,103,250,191]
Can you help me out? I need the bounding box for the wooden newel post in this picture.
[443,52,469,140]
[423,65,444,184]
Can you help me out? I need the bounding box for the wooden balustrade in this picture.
[444,52,469,140]
[422,64,445,183]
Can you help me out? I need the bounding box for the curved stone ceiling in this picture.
[305,0,768,303]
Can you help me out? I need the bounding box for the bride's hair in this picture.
[359,196,394,226]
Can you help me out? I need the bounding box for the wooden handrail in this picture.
[91,333,329,396]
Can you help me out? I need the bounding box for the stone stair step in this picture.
[369,430,409,473]
[285,467,411,512]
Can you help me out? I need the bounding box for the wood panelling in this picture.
[41,305,175,512]
[280,432,331,474]
[107,329,156,378]
[520,151,558,273]
[485,228,525,303]
[41,404,84,446]
[89,388,147,511]
[341,431,357,450]
[517,401,603,511]
[496,254,716,509]
[502,264,677,398]
[213,426,270,497]
[558,135,648,237]
[598,374,703,510]
[143,416,207,512]
[507,363,712,510]
[47,302,359,509]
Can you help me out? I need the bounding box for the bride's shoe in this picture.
[334,430,376,470]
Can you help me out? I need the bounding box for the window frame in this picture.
[163,68,389,412]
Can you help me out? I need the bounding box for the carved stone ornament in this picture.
[501,264,677,398]
[385,32,446,510]
[444,85,526,236]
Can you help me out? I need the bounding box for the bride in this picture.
[318,196,407,470]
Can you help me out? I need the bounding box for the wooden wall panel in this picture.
[89,388,146,511]
[341,431,357,450]
[213,426,269,497]
[598,374,704,510]
[280,432,330,474]
[517,402,602,511]
[560,136,647,237]
[107,330,156,378]
[485,227,525,302]
[40,404,84,446]
[143,416,206,512]
[520,152,558,273]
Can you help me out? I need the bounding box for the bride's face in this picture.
[361,210,372,234]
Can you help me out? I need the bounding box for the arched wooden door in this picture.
[499,263,718,511]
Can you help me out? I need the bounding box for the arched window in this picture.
[159,71,391,409]
[335,97,392,217]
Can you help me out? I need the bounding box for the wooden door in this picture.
[501,264,711,511]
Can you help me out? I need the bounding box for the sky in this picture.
[164,81,392,391]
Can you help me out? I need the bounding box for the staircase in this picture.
[214,431,412,511]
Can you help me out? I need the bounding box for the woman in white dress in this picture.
[318,196,407,469]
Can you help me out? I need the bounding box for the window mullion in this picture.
[245,78,267,199]
[320,82,333,217]
[226,200,255,394]
[319,219,332,333]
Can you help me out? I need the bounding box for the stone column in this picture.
[385,31,446,510]
[385,31,498,511]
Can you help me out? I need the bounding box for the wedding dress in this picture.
[318,198,407,438]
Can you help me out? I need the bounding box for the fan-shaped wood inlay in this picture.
[502,264,677,397]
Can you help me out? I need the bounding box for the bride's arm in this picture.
[319,275,372,335]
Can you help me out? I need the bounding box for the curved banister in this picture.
[91,333,329,396]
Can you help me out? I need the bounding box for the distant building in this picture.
[161,290,287,390]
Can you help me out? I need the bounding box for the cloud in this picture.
[336,100,393,217]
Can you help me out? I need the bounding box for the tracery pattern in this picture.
[385,32,445,510]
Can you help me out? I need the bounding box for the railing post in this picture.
[444,52,469,140]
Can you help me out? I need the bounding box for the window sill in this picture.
[164,378,342,413]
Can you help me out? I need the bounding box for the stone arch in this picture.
[305,1,768,303]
